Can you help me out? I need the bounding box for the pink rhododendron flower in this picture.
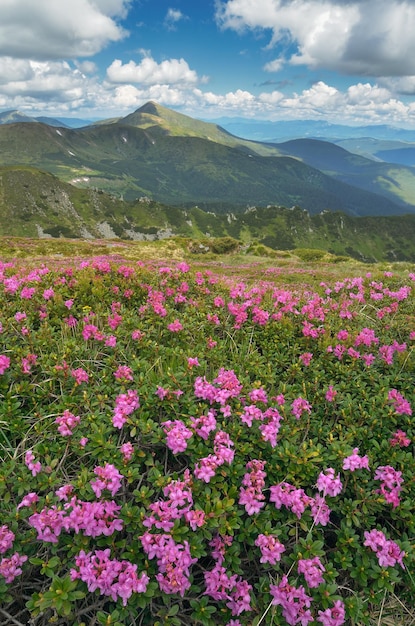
[317,600,346,626]
[187,356,199,367]
[0,525,15,554]
[90,463,123,498]
[113,365,133,381]
[162,420,193,454]
[316,468,342,497]
[364,529,405,568]
[255,534,285,564]
[374,465,403,508]
[291,397,312,419]
[21,353,37,374]
[298,556,325,588]
[43,288,54,300]
[239,460,267,515]
[112,389,139,428]
[17,492,39,510]
[167,319,183,332]
[389,430,411,447]
[70,549,149,605]
[0,355,11,375]
[342,448,369,471]
[71,368,89,384]
[55,409,80,436]
[325,385,337,402]
[388,389,412,415]
[25,450,42,476]
[270,575,313,625]
[120,442,134,462]
[0,553,28,583]
[299,352,313,366]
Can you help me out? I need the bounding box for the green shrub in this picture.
[0,254,414,625]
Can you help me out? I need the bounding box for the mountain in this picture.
[0,102,412,216]
[0,109,69,128]
[275,138,415,207]
[210,117,415,143]
[2,165,415,262]
[333,138,415,168]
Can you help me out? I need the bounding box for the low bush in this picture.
[0,255,414,625]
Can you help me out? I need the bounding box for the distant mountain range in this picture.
[0,101,415,217]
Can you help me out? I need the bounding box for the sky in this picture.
[1,0,415,127]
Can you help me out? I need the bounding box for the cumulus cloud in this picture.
[0,0,129,60]
[106,57,200,86]
[215,0,415,77]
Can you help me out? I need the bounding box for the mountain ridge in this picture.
[0,101,413,215]
[2,164,415,263]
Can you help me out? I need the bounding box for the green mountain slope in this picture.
[0,112,408,216]
[2,165,415,263]
[277,138,415,207]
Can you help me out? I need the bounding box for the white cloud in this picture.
[106,57,200,86]
[0,0,129,60]
[263,58,285,73]
[216,0,415,77]
[164,8,187,30]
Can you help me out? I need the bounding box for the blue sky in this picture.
[1,0,415,126]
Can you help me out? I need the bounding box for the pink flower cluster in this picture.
[25,450,42,476]
[120,441,134,462]
[317,600,346,626]
[204,536,252,616]
[143,472,201,532]
[291,397,312,420]
[388,389,412,415]
[113,365,133,381]
[389,429,411,447]
[194,368,243,408]
[55,409,80,436]
[0,354,11,374]
[162,419,193,454]
[190,409,217,439]
[21,353,37,373]
[112,389,140,428]
[239,460,267,515]
[0,525,15,554]
[70,548,149,606]
[141,532,196,596]
[0,553,28,583]
[298,557,325,588]
[194,430,235,483]
[90,463,123,498]
[363,529,405,568]
[374,465,403,508]
[70,367,89,384]
[29,496,124,542]
[270,575,313,625]
[259,407,283,448]
[270,482,331,526]
[316,468,343,497]
[255,534,285,565]
[342,448,369,471]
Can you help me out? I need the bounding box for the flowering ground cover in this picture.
[0,243,414,625]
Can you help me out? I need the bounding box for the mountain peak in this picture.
[136,101,162,116]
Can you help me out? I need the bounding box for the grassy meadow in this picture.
[0,237,414,625]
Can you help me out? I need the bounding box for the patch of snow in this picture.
[56,129,62,136]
